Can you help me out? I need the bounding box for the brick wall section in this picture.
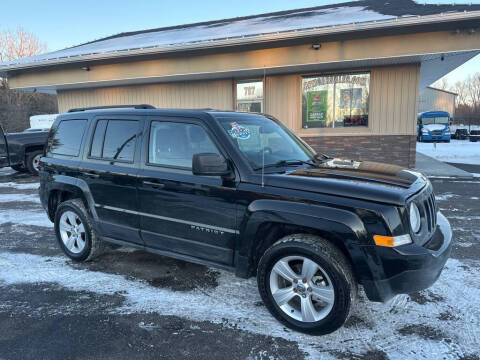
[302,135,417,168]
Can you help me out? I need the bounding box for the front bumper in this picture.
[362,211,452,302]
[420,134,450,141]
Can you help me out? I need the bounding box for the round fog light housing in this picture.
[409,202,421,233]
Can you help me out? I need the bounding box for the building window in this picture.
[302,72,370,128]
[236,80,263,113]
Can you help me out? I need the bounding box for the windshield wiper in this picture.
[253,159,316,171]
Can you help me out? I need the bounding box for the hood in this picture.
[265,158,427,205]
[422,124,447,131]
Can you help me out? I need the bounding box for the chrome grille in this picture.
[423,192,437,233]
[431,130,442,136]
[410,184,437,246]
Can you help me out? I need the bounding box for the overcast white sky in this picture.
[1,0,479,84]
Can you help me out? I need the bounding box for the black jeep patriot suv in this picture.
[39,105,452,335]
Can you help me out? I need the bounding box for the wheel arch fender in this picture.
[46,175,98,221]
[236,199,371,280]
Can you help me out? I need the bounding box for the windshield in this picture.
[420,116,449,126]
[217,114,316,169]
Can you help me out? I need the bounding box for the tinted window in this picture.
[102,120,138,161]
[149,122,219,168]
[49,120,87,156]
[90,119,108,158]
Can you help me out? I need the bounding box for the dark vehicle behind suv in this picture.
[39,105,452,335]
[452,128,469,140]
[470,130,480,142]
[0,125,48,175]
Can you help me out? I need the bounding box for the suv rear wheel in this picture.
[257,234,357,335]
[54,199,104,262]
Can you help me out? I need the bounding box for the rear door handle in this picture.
[143,180,165,189]
[82,172,100,179]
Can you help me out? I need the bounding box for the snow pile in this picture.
[0,251,479,359]
[417,140,480,165]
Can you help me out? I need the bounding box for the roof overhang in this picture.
[10,50,479,94]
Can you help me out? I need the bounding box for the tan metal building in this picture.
[2,1,480,167]
[418,86,458,117]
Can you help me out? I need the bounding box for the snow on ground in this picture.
[1,251,479,359]
[0,181,39,190]
[417,140,480,165]
[0,209,52,227]
[0,193,40,203]
[0,167,16,176]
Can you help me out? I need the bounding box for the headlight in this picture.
[422,129,429,135]
[409,202,421,233]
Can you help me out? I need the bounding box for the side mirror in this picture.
[192,153,231,176]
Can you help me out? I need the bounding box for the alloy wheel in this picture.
[269,255,335,323]
[59,211,86,254]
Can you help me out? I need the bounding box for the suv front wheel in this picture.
[257,234,357,335]
[54,199,104,262]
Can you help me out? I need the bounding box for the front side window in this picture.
[149,122,219,169]
[48,119,87,156]
[89,120,138,162]
[236,81,263,113]
[302,73,370,128]
[218,114,315,169]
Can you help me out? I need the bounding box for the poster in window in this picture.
[306,91,328,124]
[340,88,362,109]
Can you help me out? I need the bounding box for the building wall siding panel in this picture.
[418,87,456,116]
[58,80,234,113]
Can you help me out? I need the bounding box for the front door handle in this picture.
[82,172,100,179]
[143,180,165,189]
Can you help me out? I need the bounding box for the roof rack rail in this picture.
[68,104,155,112]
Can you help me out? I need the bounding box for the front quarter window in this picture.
[217,114,316,169]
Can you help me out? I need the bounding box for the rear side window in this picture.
[49,119,87,156]
[89,119,138,162]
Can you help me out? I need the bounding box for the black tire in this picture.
[25,150,43,176]
[54,199,104,262]
[257,234,357,335]
[11,164,28,173]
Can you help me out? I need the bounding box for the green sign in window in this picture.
[306,91,327,125]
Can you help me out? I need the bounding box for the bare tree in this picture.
[453,80,470,106]
[0,28,47,88]
[466,73,480,111]
[436,77,450,91]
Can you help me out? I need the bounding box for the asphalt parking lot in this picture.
[0,167,479,360]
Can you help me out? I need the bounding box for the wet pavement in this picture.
[0,167,479,360]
